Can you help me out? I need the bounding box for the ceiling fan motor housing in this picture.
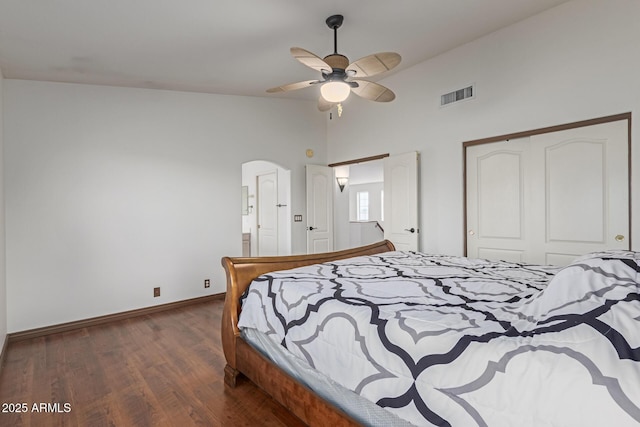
[323,54,349,71]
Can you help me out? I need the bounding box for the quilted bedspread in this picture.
[237,251,640,426]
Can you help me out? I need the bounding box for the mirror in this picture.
[241,186,249,215]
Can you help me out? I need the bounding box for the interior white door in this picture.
[529,120,629,265]
[306,164,334,254]
[466,119,629,265]
[384,152,419,251]
[257,171,278,256]
[466,138,531,263]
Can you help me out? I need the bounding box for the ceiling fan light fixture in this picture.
[321,81,350,103]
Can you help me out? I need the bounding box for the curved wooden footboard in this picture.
[220,240,396,425]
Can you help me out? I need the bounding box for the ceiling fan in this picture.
[266,14,401,112]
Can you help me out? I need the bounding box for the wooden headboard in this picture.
[220,240,396,376]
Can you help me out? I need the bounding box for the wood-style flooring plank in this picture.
[0,299,306,427]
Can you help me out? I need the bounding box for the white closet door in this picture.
[529,120,629,265]
[466,119,629,266]
[466,138,531,263]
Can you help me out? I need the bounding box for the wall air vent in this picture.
[440,85,474,106]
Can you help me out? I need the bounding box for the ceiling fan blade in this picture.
[318,97,335,112]
[347,52,401,78]
[266,80,319,93]
[351,80,396,102]
[291,47,332,72]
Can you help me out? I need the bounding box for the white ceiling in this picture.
[0,0,572,100]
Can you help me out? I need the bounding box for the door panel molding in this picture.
[477,150,524,239]
[545,139,606,244]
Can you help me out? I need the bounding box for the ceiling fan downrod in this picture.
[325,14,343,55]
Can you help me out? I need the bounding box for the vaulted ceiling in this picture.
[0,0,572,100]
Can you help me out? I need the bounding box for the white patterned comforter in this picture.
[237,251,640,426]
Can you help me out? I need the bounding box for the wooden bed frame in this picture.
[221,240,396,426]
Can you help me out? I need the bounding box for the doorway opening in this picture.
[329,151,419,252]
[333,160,385,250]
[242,160,292,256]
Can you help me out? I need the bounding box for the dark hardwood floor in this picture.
[0,298,306,427]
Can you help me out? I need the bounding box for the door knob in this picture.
[615,234,625,242]
[404,228,416,233]
[468,230,475,236]
[307,226,316,231]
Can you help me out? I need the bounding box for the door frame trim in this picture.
[462,112,632,256]
[328,153,389,168]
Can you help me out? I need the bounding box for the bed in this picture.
[221,240,640,426]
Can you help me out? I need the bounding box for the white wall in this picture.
[5,0,640,333]
[0,68,7,345]
[4,80,325,332]
[327,0,640,255]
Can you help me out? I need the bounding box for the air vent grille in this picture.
[440,85,474,106]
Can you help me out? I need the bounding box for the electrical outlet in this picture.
[204,279,210,288]
[153,287,160,297]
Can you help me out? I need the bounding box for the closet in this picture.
[465,115,630,265]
